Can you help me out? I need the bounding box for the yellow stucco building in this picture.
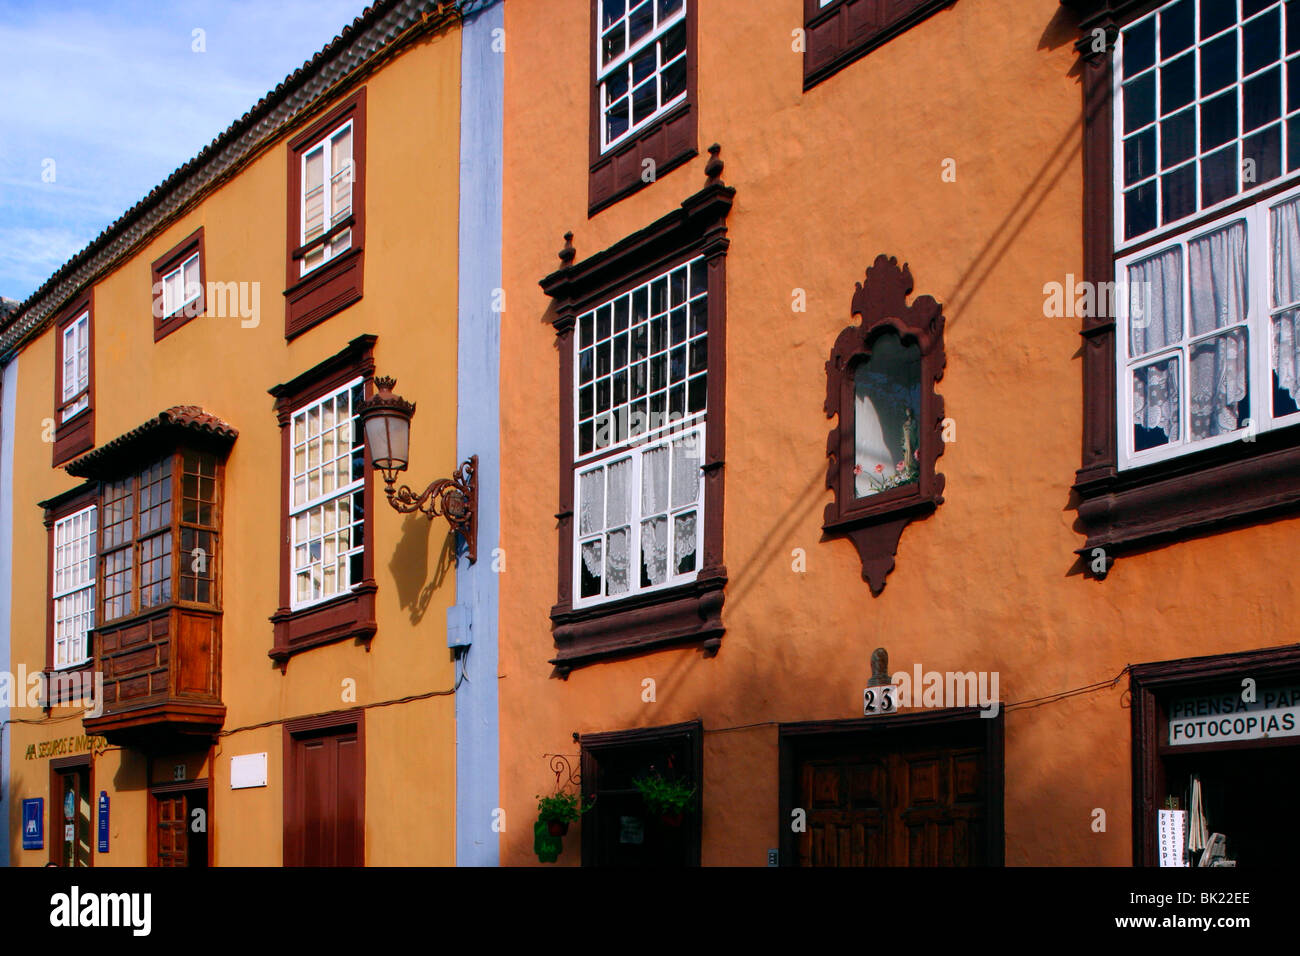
[0,0,504,866]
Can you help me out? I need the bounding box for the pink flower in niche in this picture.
[853,464,863,476]
[874,464,884,474]
[913,450,919,461]
[895,462,905,473]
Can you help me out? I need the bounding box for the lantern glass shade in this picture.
[363,411,410,481]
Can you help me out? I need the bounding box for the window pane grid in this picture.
[1119,0,1297,244]
[1117,184,1300,465]
[598,0,688,152]
[574,257,707,460]
[300,120,353,276]
[102,546,133,622]
[289,379,366,609]
[161,252,201,316]
[138,531,173,609]
[100,478,134,551]
[52,506,96,669]
[575,424,703,606]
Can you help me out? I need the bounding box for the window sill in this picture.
[1074,423,1300,569]
[269,580,377,666]
[803,0,955,91]
[283,246,364,340]
[549,568,725,675]
[589,101,697,217]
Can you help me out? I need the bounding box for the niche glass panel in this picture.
[853,331,922,498]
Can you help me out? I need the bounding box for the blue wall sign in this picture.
[97,791,109,853]
[22,798,43,850]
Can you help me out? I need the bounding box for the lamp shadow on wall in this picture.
[388,511,455,625]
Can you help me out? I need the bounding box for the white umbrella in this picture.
[1188,774,1208,865]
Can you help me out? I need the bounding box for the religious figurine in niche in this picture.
[852,332,922,497]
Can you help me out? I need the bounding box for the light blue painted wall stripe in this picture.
[0,358,18,867]
[455,0,503,866]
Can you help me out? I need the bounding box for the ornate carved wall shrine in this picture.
[823,255,947,594]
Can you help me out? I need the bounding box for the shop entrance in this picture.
[779,709,1004,867]
[1162,747,1300,866]
[1130,645,1300,866]
[50,758,92,867]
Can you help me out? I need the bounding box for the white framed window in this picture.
[300,120,354,276]
[61,312,89,422]
[1117,181,1300,467]
[1113,2,1300,468]
[289,378,366,609]
[161,251,201,317]
[572,256,707,608]
[52,506,96,669]
[575,426,704,607]
[597,0,688,154]
[1114,0,1299,250]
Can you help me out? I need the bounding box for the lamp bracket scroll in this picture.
[386,456,478,563]
[356,375,479,563]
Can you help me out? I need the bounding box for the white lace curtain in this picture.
[1188,223,1247,439]
[641,446,669,585]
[1273,198,1300,406]
[579,459,632,593]
[580,435,701,594]
[1129,221,1247,443]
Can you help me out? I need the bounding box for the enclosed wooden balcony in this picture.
[64,407,234,746]
[84,606,224,744]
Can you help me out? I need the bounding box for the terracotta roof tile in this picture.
[64,406,238,479]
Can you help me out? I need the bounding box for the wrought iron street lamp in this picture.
[356,376,477,562]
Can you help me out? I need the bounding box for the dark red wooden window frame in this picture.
[283,87,367,340]
[52,292,94,467]
[150,227,206,343]
[802,0,956,91]
[541,176,733,674]
[588,0,699,216]
[1068,0,1300,572]
[268,334,377,666]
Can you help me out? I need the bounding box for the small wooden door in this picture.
[152,787,208,867]
[286,726,363,866]
[792,720,995,867]
[156,794,189,867]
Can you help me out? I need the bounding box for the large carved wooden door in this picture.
[155,794,188,867]
[892,745,986,866]
[801,754,889,866]
[792,717,997,867]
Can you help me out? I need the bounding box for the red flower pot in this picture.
[547,820,569,837]
[660,812,684,827]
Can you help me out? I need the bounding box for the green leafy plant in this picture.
[536,790,586,825]
[632,771,696,818]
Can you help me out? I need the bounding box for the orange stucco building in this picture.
[497,0,1300,866]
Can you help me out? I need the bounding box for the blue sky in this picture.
[0,0,373,301]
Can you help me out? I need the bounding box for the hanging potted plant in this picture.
[633,770,696,827]
[536,790,591,837]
